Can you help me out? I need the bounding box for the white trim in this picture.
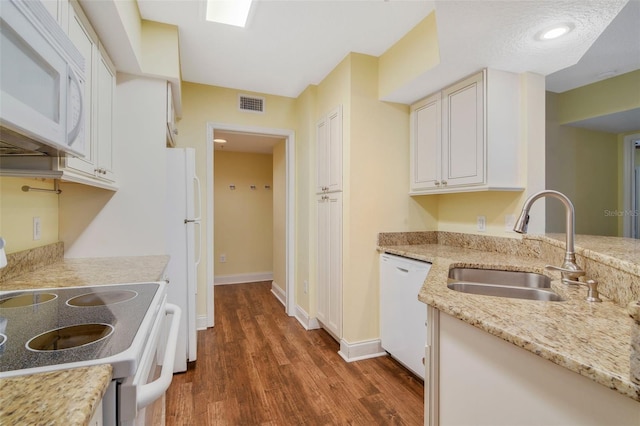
[206,135,215,328]
[622,133,640,238]
[271,280,286,306]
[206,122,296,322]
[338,338,387,363]
[214,272,273,285]
[294,305,321,330]
[197,315,208,331]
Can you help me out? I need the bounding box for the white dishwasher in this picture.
[380,253,431,379]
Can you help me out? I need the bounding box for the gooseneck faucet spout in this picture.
[513,190,585,281]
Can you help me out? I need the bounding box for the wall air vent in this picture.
[239,94,265,113]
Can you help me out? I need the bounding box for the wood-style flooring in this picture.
[165,281,424,425]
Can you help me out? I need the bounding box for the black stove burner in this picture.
[27,323,114,351]
[0,293,57,308]
[67,290,137,307]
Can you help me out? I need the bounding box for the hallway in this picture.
[165,282,424,425]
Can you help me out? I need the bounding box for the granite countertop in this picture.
[0,254,169,426]
[380,242,640,403]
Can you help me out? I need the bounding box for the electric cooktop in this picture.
[0,282,162,378]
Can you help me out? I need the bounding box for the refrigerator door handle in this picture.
[194,220,202,266]
[193,175,202,221]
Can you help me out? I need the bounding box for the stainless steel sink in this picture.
[447,282,565,302]
[448,267,551,288]
[447,267,564,302]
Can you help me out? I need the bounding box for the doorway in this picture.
[205,122,295,326]
[623,132,640,239]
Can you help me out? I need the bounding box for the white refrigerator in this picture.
[166,148,201,372]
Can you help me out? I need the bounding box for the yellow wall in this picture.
[557,70,640,124]
[378,12,440,100]
[178,83,297,315]
[341,53,436,343]
[272,140,286,292]
[214,151,274,276]
[546,92,619,236]
[141,20,180,80]
[435,192,524,236]
[0,177,59,253]
[293,84,317,314]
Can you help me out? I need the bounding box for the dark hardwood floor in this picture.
[165,281,424,425]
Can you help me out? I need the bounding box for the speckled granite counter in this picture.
[0,247,169,426]
[378,231,640,403]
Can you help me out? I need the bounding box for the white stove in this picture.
[0,281,181,425]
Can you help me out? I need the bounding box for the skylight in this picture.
[206,0,253,28]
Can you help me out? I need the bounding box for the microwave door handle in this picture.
[67,66,83,145]
[136,303,182,410]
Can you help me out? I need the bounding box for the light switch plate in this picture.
[33,217,41,241]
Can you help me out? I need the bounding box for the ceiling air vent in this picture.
[239,95,265,113]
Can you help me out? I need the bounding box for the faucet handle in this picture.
[562,278,602,303]
[545,264,586,280]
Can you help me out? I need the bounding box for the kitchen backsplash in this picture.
[0,242,63,284]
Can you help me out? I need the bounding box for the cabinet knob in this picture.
[441,180,447,186]
[435,181,441,186]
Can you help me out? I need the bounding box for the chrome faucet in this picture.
[513,190,585,281]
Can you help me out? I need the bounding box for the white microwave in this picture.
[0,0,85,157]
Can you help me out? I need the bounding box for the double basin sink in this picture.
[447,267,564,302]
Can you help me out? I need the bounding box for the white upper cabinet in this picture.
[410,92,441,190]
[59,1,116,189]
[410,69,524,195]
[316,105,343,193]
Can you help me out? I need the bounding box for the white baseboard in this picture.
[197,314,208,330]
[214,272,273,285]
[271,281,286,306]
[294,305,321,330]
[338,338,387,362]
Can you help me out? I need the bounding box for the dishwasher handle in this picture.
[136,303,182,410]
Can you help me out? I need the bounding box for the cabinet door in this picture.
[410,92,441,192]
[316,105,342,193]
[316,193,342,339]
[326,106,342,192]
[442,71,484,187]
[316,195,329,325]
[95,50,115,182]
[65,3,96,176]
[316,116,328,193]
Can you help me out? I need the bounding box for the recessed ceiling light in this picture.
[206,0,253,28]
[537,24,573,41]
[214,138,227,144]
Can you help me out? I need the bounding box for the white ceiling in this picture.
[134,0,640,145]
[213,130,285,153]
[137,0,637,103]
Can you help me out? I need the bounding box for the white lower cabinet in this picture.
[425,307,640,425]
[316,192,342,339]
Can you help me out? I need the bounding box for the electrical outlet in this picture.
[33,217,41,240]
[477,215,486,232]
[304,280,308,294]
[220,254,226,263]
[504,214,516,232]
